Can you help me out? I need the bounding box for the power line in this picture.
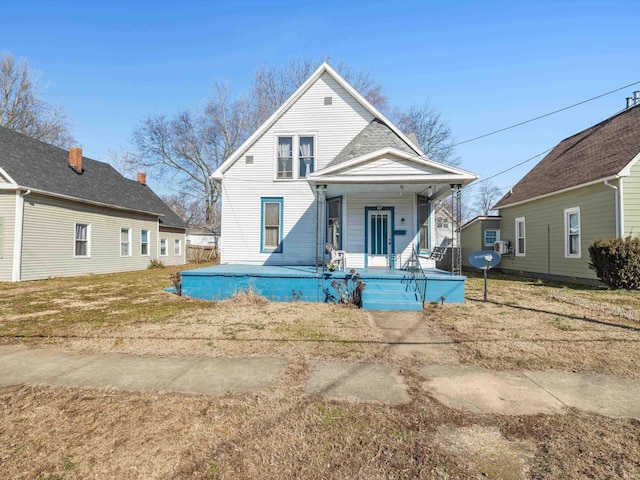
[453,80,640,147]
[472,147,554,186]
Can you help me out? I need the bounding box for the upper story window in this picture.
[299,136,315,178]
[277,137,293,179]
[276,135,315,179]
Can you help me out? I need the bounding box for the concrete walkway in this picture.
[1,344,640,419]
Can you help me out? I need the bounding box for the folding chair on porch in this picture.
[325,243,346,271]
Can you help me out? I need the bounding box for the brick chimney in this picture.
[69,147,83,173]
[137,172,147,185]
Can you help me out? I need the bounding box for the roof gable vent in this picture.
[324,96,333,105]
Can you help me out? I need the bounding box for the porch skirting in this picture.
[179,265,466,310]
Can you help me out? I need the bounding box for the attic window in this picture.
[245,155,254,164]
[324,96,332,105]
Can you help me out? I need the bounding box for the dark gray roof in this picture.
[327,119,419,168]
[494,105,640,209]
[0,126,186,229]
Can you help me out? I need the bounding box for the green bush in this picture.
[588,236,640,290]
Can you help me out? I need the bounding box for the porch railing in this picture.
[408,246,427,306]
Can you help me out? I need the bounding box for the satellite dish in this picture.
[468,250,502,270]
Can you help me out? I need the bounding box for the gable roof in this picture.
[327,119,418,168]
[212,62,424,179]
[0,126,186,228]
[494,105,640,209]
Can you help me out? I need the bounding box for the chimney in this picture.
[69,147,83,173]
[627,97,634,109]
[137,172,147,185]
[634,91,640,105]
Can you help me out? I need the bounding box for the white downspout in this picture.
[12,189,30,282]
[604,179,623,237]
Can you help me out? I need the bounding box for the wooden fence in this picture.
[186,245,219,264]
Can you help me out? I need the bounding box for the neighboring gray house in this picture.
[0,126,187,282]
[487,102,640,283]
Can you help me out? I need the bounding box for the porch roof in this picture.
[307,147,477,198]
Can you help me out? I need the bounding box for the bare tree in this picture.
[104,146,140,179]
[473,181,503,216]
[393,102,459,166]
[161,192,206,226]
[132,83,251,226]
[0,53,74,147]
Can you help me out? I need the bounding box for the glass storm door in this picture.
[367,210,392,268]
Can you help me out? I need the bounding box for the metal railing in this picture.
[409,246,427,306]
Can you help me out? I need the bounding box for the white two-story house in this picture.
[212,63,476,270]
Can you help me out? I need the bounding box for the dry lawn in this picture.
[1,267,640,479]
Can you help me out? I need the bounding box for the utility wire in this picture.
[453,80,640,146]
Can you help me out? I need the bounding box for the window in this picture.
[436,219,449,229]
[74,223,90,257]
[160,238,168,256]
[276,135,315,179]
[277,136,293,179]
[174,238,182,256]
[418,196,429,252]
[327,197,342,249]
[141,230,149,256]
[261,197,283,252]
[120,227,131,256]
[484,229,500,247]
[565,207,581,258]
[299,136,315,178]
[515,218,525,256]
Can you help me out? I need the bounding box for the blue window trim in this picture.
[325,195,343,250]
[261,197,284,253]
[364,206,395,269]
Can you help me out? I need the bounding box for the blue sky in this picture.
[2,0,638,200]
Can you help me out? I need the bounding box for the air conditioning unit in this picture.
[494,240,510,254]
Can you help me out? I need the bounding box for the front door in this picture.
[367,209,392,268]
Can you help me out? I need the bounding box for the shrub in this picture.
[588,236,640,290]
[147,259,165,269]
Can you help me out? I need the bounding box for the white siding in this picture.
[221,72,374,265]
[20,194,160,281]
[0,191,16,281]
[340,156,441,176]
[344,194,416,268]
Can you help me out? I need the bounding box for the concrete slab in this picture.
[420,365,566,415]
[53,355,199,391]
[524,371,640,419]
[371,311,459,362]
[0,347,101,386]
[167,357,286,394]
[306,360,410,405]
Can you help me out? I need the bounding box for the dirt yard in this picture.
[1,266,639,479]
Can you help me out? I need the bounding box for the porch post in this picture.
[450,184,462,276]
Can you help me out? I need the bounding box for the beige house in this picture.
[0,126,186,282]
[487,102,640,283]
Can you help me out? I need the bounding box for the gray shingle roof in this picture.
[326,119,419,168]
[0,126,186,228]
[494,105,640,209]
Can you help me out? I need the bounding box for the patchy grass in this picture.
[2,268,640,478]
[427,272,640,379]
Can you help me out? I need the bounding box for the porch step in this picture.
[361,278,423,311]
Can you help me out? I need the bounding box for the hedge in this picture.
[588,236,640,290]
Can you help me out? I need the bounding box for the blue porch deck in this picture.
[180,265,466,311]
